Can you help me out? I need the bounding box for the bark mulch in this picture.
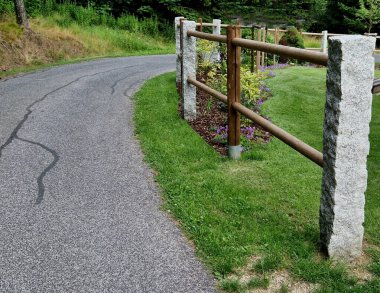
[177,82,272,157]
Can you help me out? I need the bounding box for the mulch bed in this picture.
[189,87,229,155]
[178,79,272,156]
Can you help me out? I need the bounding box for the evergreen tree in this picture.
[354,0,380,33]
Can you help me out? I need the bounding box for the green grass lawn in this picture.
[134,67,380,292]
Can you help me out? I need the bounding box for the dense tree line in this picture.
[5,0,380,34]
[63,0,378,33]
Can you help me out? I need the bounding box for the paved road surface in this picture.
[0,56,216,292]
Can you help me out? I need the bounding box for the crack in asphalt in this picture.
[16,136,59,205]
[123,79,145,98]
[110,71,143,95]
[0,64,138,204]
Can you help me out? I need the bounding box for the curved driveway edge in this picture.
[0,56,217,292]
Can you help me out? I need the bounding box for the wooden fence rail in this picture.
[187,28,326,166]
[374,79,380,94]
[188,77,324,166]
[187,19,379,69]
[186,25,379,109]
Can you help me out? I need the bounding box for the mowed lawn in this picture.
[134,67,380,292]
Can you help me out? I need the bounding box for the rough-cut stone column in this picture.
[320,35,375,260]
[181,20,197,121]
[321,30,328,54]
[211,19,221,62]
[175,16,184,83]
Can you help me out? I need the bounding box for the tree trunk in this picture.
[13,0,30,30]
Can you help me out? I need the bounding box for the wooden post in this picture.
[227,25,241,159]
[261,28,267,67]
[256,28,261,72]
[197,17,203,32]
[274,28,279,65]
[251,26,255,73]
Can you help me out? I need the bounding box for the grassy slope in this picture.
[0,16,174,78]
[134,68,380,292]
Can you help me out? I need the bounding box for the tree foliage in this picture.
[325,0,380,33]
[1,0,379,34]
[355,0,380,33]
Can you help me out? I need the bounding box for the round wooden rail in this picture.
[187,30,227,43]
[187,78,227,103]
[178,23,263,29]
[302,32,323,36]
[187,77,324,167]
[231,102,324,167]
[373,79,380,94]
[232,38,328,66]
[186,30,328,66]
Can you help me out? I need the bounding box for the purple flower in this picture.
[260,63,289,71]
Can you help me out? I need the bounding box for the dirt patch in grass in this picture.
[223,255,318,293]
[346,243,375,283]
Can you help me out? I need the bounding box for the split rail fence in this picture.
[175,17,378,260]
[192,18,380,66]
[196,17,380,54]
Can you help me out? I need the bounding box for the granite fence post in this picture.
[211,19,221,62]
[320,35,375,260]
[321,30,328,54]
[181,20,197,121]
[175,16,184,84]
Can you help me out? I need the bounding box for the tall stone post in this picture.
[320,36,375,260]
[321,30,328,54]
[181,21,197,121]
[211,19,221,62]
[175,16,184,84]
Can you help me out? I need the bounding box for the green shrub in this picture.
[279,27,305,63]
[0,0,14,16]
[117,14,140,32]
[159,20,175,39]
[1,0,171,40]
[279,27,304,49]
[140,17,159,37]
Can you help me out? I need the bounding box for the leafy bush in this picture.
[200,61,271,109]
[0,0,14,16]
[25,0,57,17]
[1,0,171,39]
[240,67,271,108]
[117,14,140,32]
[279,27,304,49]
[279,27,305,63]
[139,17,159,37]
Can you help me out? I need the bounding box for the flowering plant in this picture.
[214,125,262,151]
